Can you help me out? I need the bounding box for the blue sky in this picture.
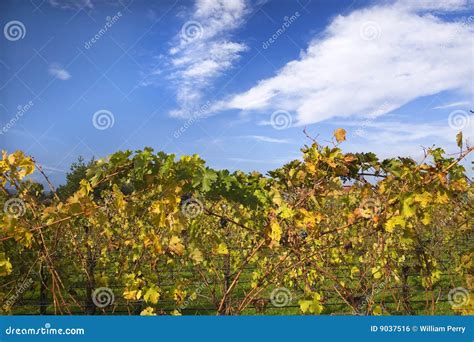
[0,0,473,185]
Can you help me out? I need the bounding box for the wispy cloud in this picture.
[433,101,470,109]
[343,115,473,144]
[41,165,68,174]
[229,157,294,164]
[49,64,71,81]
[48,0,94,10]
[240,135,291,144]
[211,0,473,125]
[396,0,469,12]
[204,135,291,145]
[143,0,249,118]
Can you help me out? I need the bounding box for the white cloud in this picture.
[344,116,474,144]
[42,165,68,174]
[335,115,473,172]
[48,0,94,10]
[49,64,71,81]
[396,0,468,12]
[202,134,291,144]
[228,157,292,164]
[213,0,473,125]
[190,0,247,41]
[148,0,249,118]
[433,101,471,109]
[240,135,291,143]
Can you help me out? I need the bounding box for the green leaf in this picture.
[200,168,217,192]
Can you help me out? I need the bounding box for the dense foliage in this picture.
[1,129,472,315]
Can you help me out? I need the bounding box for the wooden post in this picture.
[223,253,231,315]
[84,225,96,315]
[39,263,47,315]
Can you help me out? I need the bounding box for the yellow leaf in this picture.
[456,131,463,149]
[299,293,323,314]
[0,253,13,276]
[306,162,316,174]
[421,212,431,225]
[112,184,126,210]
[435,192,449,204]
[169,236,185,256]
[278,204,294,219]
[344,154,357,163]
[214,242,229,255]
[143,286,160,304]
[299,299,312,313]
[371,266,383,279]
[334,128,346,143]
[385,215,405,233]
[270,221,282,244]
[80,179,92,195]
[414,192,432,208]
[123,289,137,300]
[140,307,156,316]
[153,237,163,254]
[173,288,186,304]
[350,266,360,279]
[189,248,203,264]
[373,305,383,315]
[401,196,416,218]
